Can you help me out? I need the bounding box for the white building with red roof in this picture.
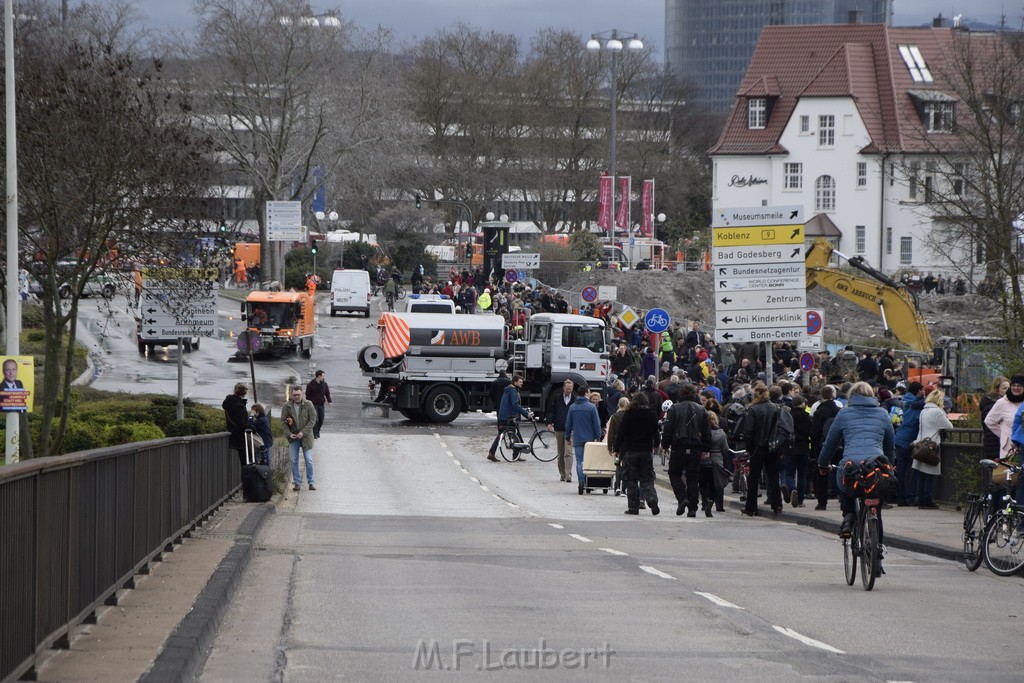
[710,22,1008,278]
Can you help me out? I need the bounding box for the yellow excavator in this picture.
[805,237,933,353]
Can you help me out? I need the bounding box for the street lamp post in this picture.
[314,210,339,271]
[5,0,21,462]
[588,30,643,246]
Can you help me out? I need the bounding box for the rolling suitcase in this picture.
[241,429,273,502]
[582,441,615,494]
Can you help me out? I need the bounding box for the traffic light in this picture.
[218,220,227,232]
[415,193,422,209]
[310,239,318,255]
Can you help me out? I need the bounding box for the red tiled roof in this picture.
[710,25,1004,156]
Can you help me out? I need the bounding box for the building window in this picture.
[898,45,933,83]
[857,162,867,187]
[784,162,802,190]
[889,163,895,186]
[924,162,936,203]
[855,226,866,254]
[953,162,965,195]
[908,161,920,200]
[799,115,809,133]
[818,115,835,146]
[900,236,913,265]
[924,102,954,133]
[748,98,766,129]
[814,175,836,212]
[885,227,893,255]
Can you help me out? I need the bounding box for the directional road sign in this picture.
[265,200,304,241]
[713,205,807,344]
[644,308,671,334]
[501,252,540,269]
[140,268,218,339]
[581,286,598,303]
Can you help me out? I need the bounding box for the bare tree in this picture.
[1,2,212,456]
[895,29,1024,345]
[187,0,402,280]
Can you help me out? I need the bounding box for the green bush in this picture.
[61,419,102,453]
[165,418,204,437]
[102,422,165,446]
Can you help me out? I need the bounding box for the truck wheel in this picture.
[330,309,336,317]
[192,338,200,351]
[138,340,146,354]
[301,338,312,359]
[101,284,115,299]
[364,309,370,318]
[423,387,460,423]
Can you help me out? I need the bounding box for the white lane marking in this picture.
[445,450,454,458]
[599,548,628,556]
[460,468,469,474]
[434,433,441,439]
[453,459,462,467]
[469,477,479,483]
[492,494,502,499]
[548,523,564,529]
[480,485,489,492]
[506,502,520,509]
[568,534,592,543]
[772,626,845,654]
[695,592,744,609]
[639,566,676,580]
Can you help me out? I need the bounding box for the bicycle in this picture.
[961,458,1007,572]
[385,291,396,312]
[498,416,556,462]
[375,283,407,300]
[838,458,894,591]
[981,462,1024,577]
[729,448,749,498]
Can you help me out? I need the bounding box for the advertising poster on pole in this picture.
[0,356,34,413]
[640,179,654,237]
[597,174,612,230]
[615,176,631,230]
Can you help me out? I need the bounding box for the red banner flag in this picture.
[640,179,654,237]
[616,176,631,231]
[597,174,612,230]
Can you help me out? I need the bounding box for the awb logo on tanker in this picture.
[712,225,804,248]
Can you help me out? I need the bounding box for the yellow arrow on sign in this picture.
[712,224,804,247]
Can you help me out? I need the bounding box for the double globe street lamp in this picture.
[587,30,644,245]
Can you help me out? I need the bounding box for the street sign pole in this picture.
[177,339,184,420]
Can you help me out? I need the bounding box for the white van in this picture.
[404,294,456,314]
[330,269,371,317]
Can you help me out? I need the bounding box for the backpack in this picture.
[767,404,795,455]
[844,458,897,501]
[726,401,746,435]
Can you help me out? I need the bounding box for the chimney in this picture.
[933,13,947,28]
[848,10,863,24]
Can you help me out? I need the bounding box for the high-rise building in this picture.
[665,0,893,112]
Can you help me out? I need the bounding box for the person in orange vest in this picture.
[234,258,247,288]
[306,273,317,298]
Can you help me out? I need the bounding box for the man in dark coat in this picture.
[546,379,576,483]
[222,383,249,468]
[662,383,711,516]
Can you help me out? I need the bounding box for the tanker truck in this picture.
[358,311,611,423]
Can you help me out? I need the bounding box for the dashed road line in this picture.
[639,566,676,580]
[694,591,744,609]
[599,548,628,556]
[506,502,520,510]
[772,626,845,654]
[548,523,564,529]
[469,477,479,483]
[453,459,462,467]
[568,534,593,543]
[445,450,454,458]
[480,485,489,492]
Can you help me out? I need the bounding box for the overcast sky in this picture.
[134,1,1017,52]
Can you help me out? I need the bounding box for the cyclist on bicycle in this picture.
[817,382,895,543]
[383,276,398,311]
[487,374,532,461]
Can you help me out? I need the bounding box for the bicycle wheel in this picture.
[530,428,556,461]
[498,426,522,462]
[843,536,856,585]
[982,511,1024,577]
[962,497,986,572]
[398,286,407,300]
[860,514,879,591]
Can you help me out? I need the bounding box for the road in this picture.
[66,289,1013,681]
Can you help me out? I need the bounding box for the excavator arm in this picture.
[805,238,934,353]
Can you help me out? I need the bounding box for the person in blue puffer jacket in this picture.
[893,382,926,506]
[818,382,895,539]
[565,384,602,494]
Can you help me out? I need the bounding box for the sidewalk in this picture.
[655,477,965,562]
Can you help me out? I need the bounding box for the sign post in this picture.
[712,205,807,346]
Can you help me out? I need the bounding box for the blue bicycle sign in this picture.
[644,308,671,333]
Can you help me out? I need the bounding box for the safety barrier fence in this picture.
[0,433,237,682]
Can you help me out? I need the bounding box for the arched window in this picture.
[815,175,836,212]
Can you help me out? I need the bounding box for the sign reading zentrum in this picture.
[712,205,806,343]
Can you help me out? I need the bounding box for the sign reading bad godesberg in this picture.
[712,205,807,344]
[265,200,305,241]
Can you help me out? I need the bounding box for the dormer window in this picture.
[909,90,956,133]
[898,45,933,83]
[748,98,767,129]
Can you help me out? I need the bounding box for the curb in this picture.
[652,479,960,564]
[140,503,274,683]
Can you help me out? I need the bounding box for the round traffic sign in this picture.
[806,310,822,336]
[505,269,518,283]
[800,352,815,372]
[644,307,671,333]
[236,330,261,354]
[581,285,598,303]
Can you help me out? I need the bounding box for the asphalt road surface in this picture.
[75,289,1024,681]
